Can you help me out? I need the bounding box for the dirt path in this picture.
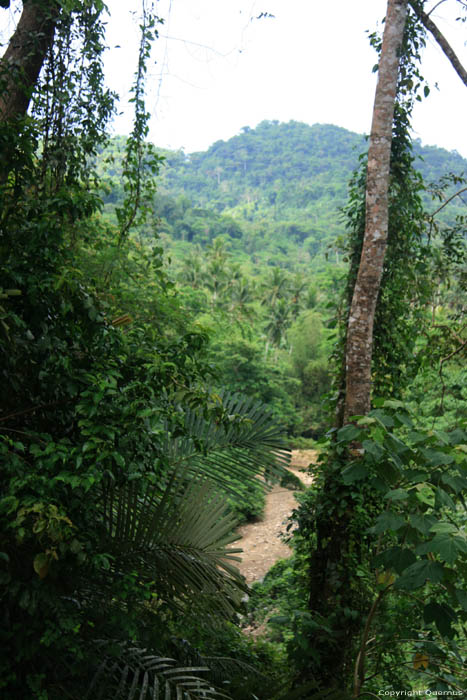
[236,450,316,584]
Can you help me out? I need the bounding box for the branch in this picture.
[409,0,467,87]
[440,337,467,367]
[427,0,448,17]
[429,186,467,217]
[0,399,69,424]
[353,587,391,697]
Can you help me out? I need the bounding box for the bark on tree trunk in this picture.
[343,0,408,423]
[0,0,59,121]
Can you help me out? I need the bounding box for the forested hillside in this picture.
[95,119,467,441]
[102,120,467,271]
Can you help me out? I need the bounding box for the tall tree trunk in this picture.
[343,0,408,423]
[0,0,59,122]
[303,2,409,690]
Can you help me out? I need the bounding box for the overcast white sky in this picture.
[1,1,465,156]
[102,0,467,157]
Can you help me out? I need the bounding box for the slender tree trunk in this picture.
[303,2,409,690]
[343,0,408,423]
[0,0,59,122]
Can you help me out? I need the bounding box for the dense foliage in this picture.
[0,4,291,698]
[1,1,466,698]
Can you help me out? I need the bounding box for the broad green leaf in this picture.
[405,469,429,484]
[395,560,445,590]
[362,439,384,459]
[384,488,408,502]
[382,399,405,410]
[448,429,467,446]
[342,461,369,484]
[356,416,377,426]
[395,412,413,428]
[424,601,456,638]
[371,512,406,534]
[373,459,401,484]
[433,430,450,446]
[441,473,466,494]
[416,534,467,565]
[336,425,362,443]
[369,409,394,428]
[408,431,429,445]
[434,487,456,511]
[373,546,416,575]
[415,484,435,507]
[429,522,458,534]
[421,448,454,467]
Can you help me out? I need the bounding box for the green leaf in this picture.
[421,449,454,467]
[429,522,458,534]
[342,461,369,484]
[456,588,467,611]
[384,488,408,502]
[362,439,384,459]
[415,484,435,507]
[373,546,416,575]
[336,425,362,443]
[416,534,467,565]
[395,412,413,428]
[371,511,406,534]
[441,473,466,494]
[424,601,456,638]
[395,560,445,590]
[382,399,405,410]
[448,428,467,446]
[408,431,429,445]
[369,409,394,428]
[434,487,456,511]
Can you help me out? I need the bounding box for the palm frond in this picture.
[101,474,246,615]
[164,392,291,492]
[87,643,232,700]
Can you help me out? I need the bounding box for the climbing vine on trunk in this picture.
[343,0,408,424]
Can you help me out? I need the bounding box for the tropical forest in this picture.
[0,1,466,698]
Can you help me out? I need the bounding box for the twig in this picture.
[427,0,448,17]
[0,399,69,423]
[353,587,391,697]
[429,186,467,218]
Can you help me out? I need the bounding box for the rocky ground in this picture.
[235,450,316,584]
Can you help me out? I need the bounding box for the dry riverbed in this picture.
[235,450,316,584]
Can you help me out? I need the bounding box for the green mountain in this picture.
[99,121,466,272]
[150,120,466,266]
